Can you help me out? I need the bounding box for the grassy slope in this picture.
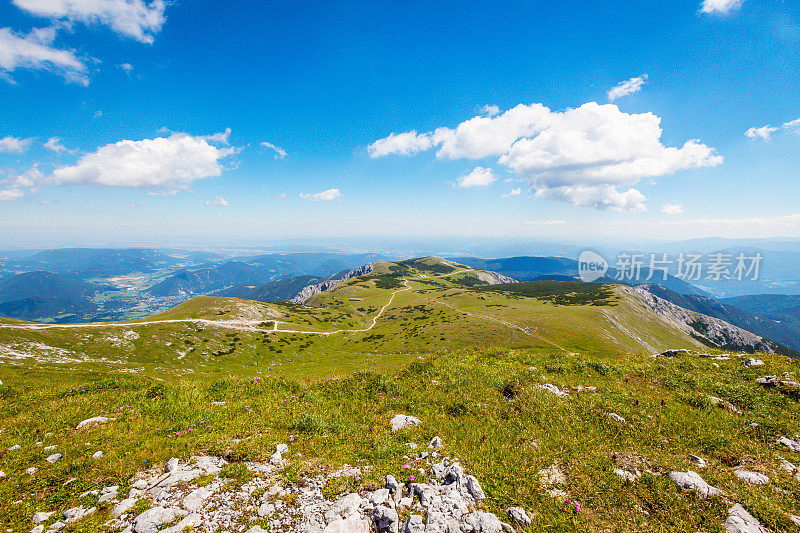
[1,258,798,531]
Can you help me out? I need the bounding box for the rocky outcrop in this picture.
[630,287,778,354]
[290,263,377,303]
[473,270,517,285]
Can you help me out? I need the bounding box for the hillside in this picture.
[217,275,327,302]
[0,257,798,533]
[0,271,101,322]
[641,285,800,353]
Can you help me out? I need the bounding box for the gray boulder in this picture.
[666,471,721,498]
[506,507,531,527]
[724,504,769,533]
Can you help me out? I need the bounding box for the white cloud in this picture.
[0,27,88,85]
[745,125,778,141]
[51,131,235,191]
[300,188,342,201]
[664,213,800,228]
[481,105,500,117]
[261,141,287,159]
[502,187,522,198]
[745,117,800,141]
[661,202,684,215]
[13,0,167,43]
[607,75,648,102]
[368,130,434,158]
[44,136,69,152]
[205,196,228,207]
[524,219,567,226]
[0,135,32,152]
[118,62,133,73]
[456,167,496,188]
[0,188,25,201]
[371,102,721,211]
[700,0,744,14]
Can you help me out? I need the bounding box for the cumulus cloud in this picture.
[745,117,800,141]
[661,202,684,215]
[261,141,287,159]
[368,131,434,158]
[300,188,342,201]
[607,75,648,102]
[50,131,235,191]
[700,0,744,14]
[456,167,496,188]
[502,187,522,198]
[370,102,722,211]
[118,62,133,73]
[0,166,43,201]
[44,136,69,152]
[524,219,567,225]
[205,196,228,207]
[0,27,88,85]
[13,0,167,43]
[0,135,32,152]
[481,105,500,117]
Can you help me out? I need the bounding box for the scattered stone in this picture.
[428,436,443,448]
[462,512,503,533]
[42,445,57,452]
[0,471,5,478]
[7,444,20,451]
[666,471,721,498]
[537,384,567,397]
[245,527,268,533]
[390,414,421,431]
[778,436,800,452]
[372,505,399,533]
[465,475,485,501]
[131,506,186,533]
[401,514,424,533]
[30,527,43,533]
[32,512,53,524]
[506,507,532,527]
[270,443,289,464]
[733,468,769,485]
[613,468,640,483]
[48,521,65,531]
[98,485,119,503]
[325,515,371,532]
[744,358,764,367]
[113,498,137,518]
[660,349,689,357]
[75,416,111,430]
[791,516,800,527]
[164,458,179,473]
[26,467,37,475]
[63,505,96,524]
[607,412,626,423]
[182,487,213,511]
[385,475,399,493]
[160,512,202,533]
[756,376,778,386]
[724,503,769,533]
[45,454,61,464]
[688,455,708,468]
[91,451,103,460]
[131,479,148,490]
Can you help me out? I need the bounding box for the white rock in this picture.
[132,507,186,533]
[465,475,486,501]
[8,444,20,451]
[0,471,5,478]
[613,468,639,483]
[744,358,764,367]
[324,515,371,533]
[666,471,721,498]
[245,527,268,533]
[270,443,289,464]
[131,479,148,490]
[733,469,769,485]
[76,416,111,430]
[462,512,503,533]
[26,467,37,475]
[182,487,213,511]
[371,488,391,506]
[43,445,57,452]
[63,506,96,523]
[391,414,421,431]
[160,512,202,533]
[113,498,137,517]
[372,505,399,533]
[91,451,103,460]
[48,520,65,531]
[164,458,179,473]
[506,507,531,527]
[45,454,61,464]
[537,384,567,397]
[257,502,275,517]
[724,503,769,533]
[30,527,44,533]
[688,455,707,468]
[385,474,399,493]
[778,436,800,452]
[791,515,800,527]
[401,515,425,533]
[606,412,626,423]
[32,512,53,524]
[428,436,443,448]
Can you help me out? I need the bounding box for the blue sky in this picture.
[1,0,799,244]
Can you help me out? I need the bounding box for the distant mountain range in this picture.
[0,271,103,322]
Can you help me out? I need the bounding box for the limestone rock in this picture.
[666,471,721,498]
[391,414,421,431]
[506,507,531,527]
[724,503,769,533]
[76,416,111,430]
